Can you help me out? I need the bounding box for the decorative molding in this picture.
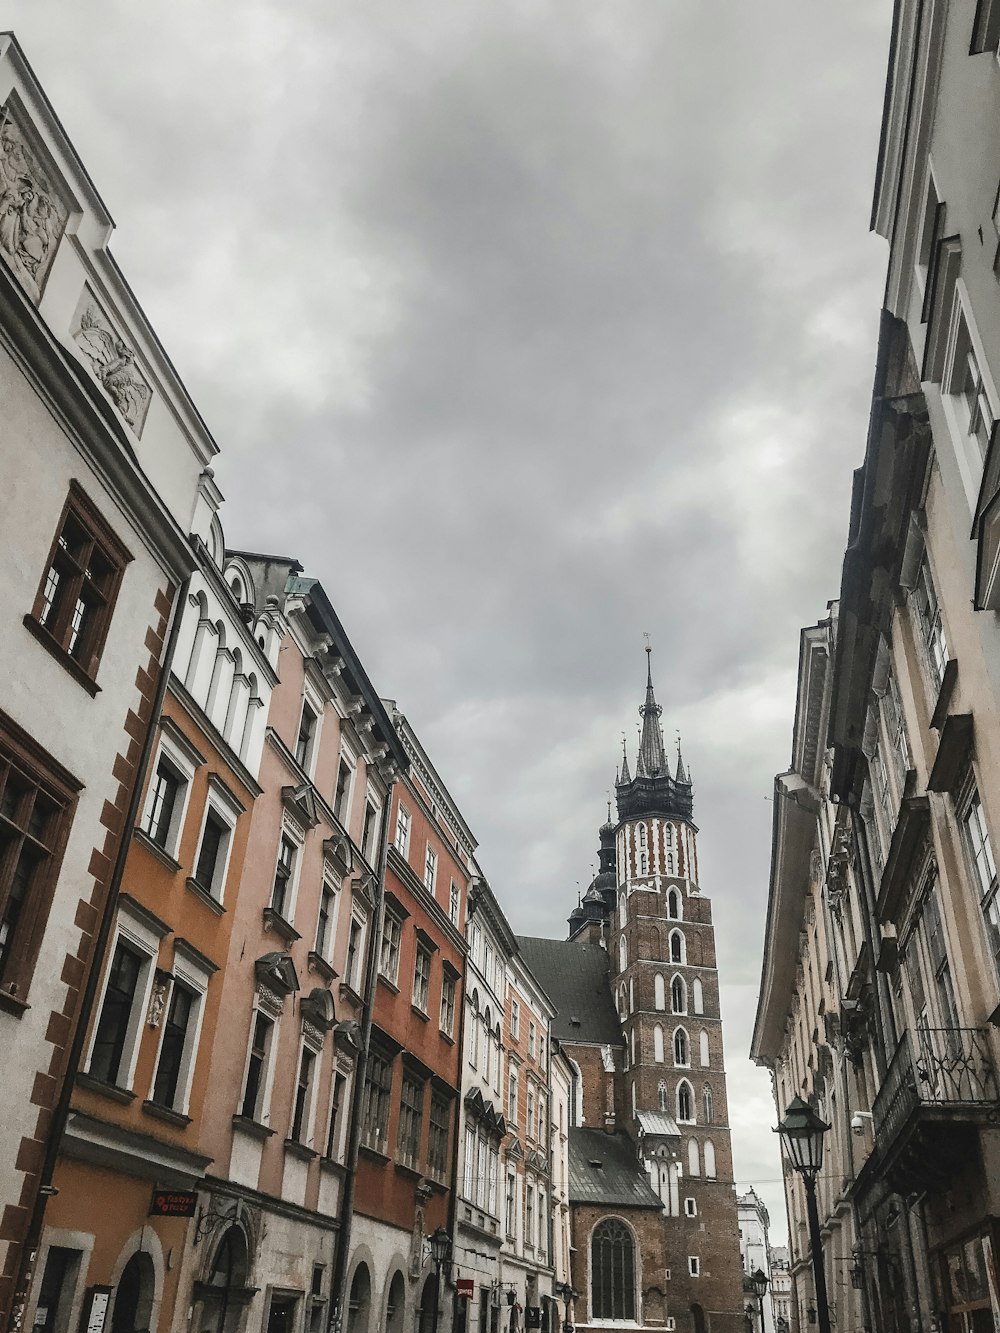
[72,288,153,434]
[0,99,69,302]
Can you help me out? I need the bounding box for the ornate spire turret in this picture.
[637,645,667,777]
[619,734,631,785]
[676,734,688,784]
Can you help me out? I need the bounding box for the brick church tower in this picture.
[529,649,744,1333]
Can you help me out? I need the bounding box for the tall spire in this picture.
[676,733,688,784]
[637,645,667,777]
[619,733,631,785]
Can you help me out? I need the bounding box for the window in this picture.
[397,1074,423,1170]
[362,800,379,861]
[654,973,665,1010]
[463,1124,476,1198]
[0,720,78,999]
[972,0,1000,51]
[345,917,364,992]
[508,1069,518,1122]
[658,1081,668,1111]
[684,1198,697,1217]
[673,1027,689,1066]
[362,1048,392,1153]
[151,982,195,1109]
[271,834,297,919]
[440,971,456,1036]
[703,1085,714,1123]
[380,913,403,985]
[700,1029,710,1067]
[89,940,144,1086]
[413,943,432,1012]
[653,1025,665,1063]
[671,974,686,1014]
[677,1080,694,1122]
[333,755,354,825]
[913,556,949,691]
[591,1219,636,1321]
[241,1011,275,1121]
[192,791,237,901]
[669,930,684,964]
[528,1020,536,1059]
[688,1138,700,1175]
[505,1171,516,1238]
[538,1187,547,1258]
[325,1072,347,1160]
[962,787,1000,977]
[28,482,132,684]
[143,757,183,852]
[704,1140,717,1178]
[692,977,704,1014]
[428,1093,450,1178]
[424,844,438,894]
[296,702,319,772]
[449,880,461,925]
[394,804,411,856]
[688,1257,700,1278]
[511,998,520,1040]
[527,1084,535,1139]
[291,1046,316,1143]
[667,888,680,919]
[315,885,336,959]
[525,1185,535,1250]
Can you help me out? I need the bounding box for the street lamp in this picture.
[751,1268,768,1332]
[429,1227,452,1332]
[554,1282,578,1333]
[775,1097,831,1333]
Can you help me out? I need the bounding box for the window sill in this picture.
[185,878,226,915]
[22,615,102,696]
[0,986,30,1017]
[263,907,301,944]
[378,974,400,995]
[143,1099,192,1128]
[411,1004,430,1023]
[308,952,338,985]
[359,1140,390,1164]
[439,1030,455,1045]
[283,1138,318,1162]
[339,981,364,1007]
[232,1113,275,1141]
[77,1071,136,1104]
[320,1155,347,1176]
[133,827,182,873]
[394,1157,423,1180]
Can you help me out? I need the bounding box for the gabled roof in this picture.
[567,1128,662,1209]
[515,937,623,1046]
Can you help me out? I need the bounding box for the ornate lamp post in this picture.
[429,1227,452,1331]
[751,1267,768,1332]
[554,1282,578,1333]
[775,1097,831,1333]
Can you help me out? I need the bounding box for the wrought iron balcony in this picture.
[872,1027,999,1190]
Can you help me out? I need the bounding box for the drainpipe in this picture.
[329,770,398,1333]
[444,911,470,1333]
[6,573,191,1333]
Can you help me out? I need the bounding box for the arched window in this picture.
[417,1275,437,1333]
[692,977,704,1014]
[385,1272,406,1333]
[629,977,635,1012]
[667,888,680,920]
[699,1030,710,1067]
[653,1025,664,1063]
[677,1080,694,1122]
[671,975,686,1014]
[639,824,648,848]
[665,852,675,875]
[591,1219,636,1321]
[639,851,648,875]
[665,824,674,849]
[484,1008,493,1082]
[658,1081,668,1112]
[687,1137,700,1176]
[654,974,665,1011]
[347,1264,372,1333]
[703,1085,714,1123]
[669,930,684,964]
[618,892,625,927]
[619,937,627,972]
[704,1139,717,1178]
[618,986,626,1019]
[673,1028,689,1066]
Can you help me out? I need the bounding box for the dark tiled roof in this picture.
[515,937,623,1045]
[567,1128,662,1209]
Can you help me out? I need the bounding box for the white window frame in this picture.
[295,685,323,777]
[314,868,341,963]
[140,723,200,859]
[361,789,381,862]
[449,879,461,925]
[688,1257,700,1278]
[684,1197,697,1218]
[239,1002,279,1125]
[941,284,998,507]
[960,779,1000,981]
[379,910,404,986]
[413,941,432,1013]
[510,997,520,1041]
[271,821,304,923]
[333,748,356,828]
[190,776,242,904]
[86,900,166,1091]
[394,803,411,857]
[291,1037,320,1148]
[150,939,214,1115]
[424,843,438,895]
[440,970,457,1036]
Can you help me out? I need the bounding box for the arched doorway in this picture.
[111,1252,154,1333]
[347,1265,372,1333]
[690,1303,706,1333]
[385,1272,406,1333]
[199,1226,251,1333]
[416,1275,437,1333]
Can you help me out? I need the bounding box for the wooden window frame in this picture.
[25,481,133,694]
[0,708,81,1012]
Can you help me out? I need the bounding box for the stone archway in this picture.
[110,1252,154,1333]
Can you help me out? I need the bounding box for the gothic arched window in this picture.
[619,937,627,972]
[591,1219,636,1321]
[653,1024,665,1063]
[639,824,648,848]
[669,931,684,964]
[667,888,680,920]
[658,1081,668,1112]
[703,1085,714,1123]
[654,974,665,1011]
[692,977,704,1014]
[704,1139,717,1178]
[677,1079,694,1122]
[699,1030,710,1067]
[673,1028,689,1066]
[671,975,686,1014]
[687,1137,700,1176]
[664,824,674,849]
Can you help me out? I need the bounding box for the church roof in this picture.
[636,1109,681,1139]
[515,937,623,1046]
[567,1128,662,1208]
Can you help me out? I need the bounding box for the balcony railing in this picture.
[873,1027,1000,1147]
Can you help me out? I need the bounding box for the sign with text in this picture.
[456,1280,475,1300]
[149,1188,198,1217]
[83,1287,112,1333]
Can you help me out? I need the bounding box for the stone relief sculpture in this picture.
[0,101,68,301]
[73,294,152,433]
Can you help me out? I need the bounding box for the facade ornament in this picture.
[147,970,172,1028]
[0,101,68,302]
[73,294,152,433]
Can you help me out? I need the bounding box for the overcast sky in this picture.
[10,1,894,1247]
